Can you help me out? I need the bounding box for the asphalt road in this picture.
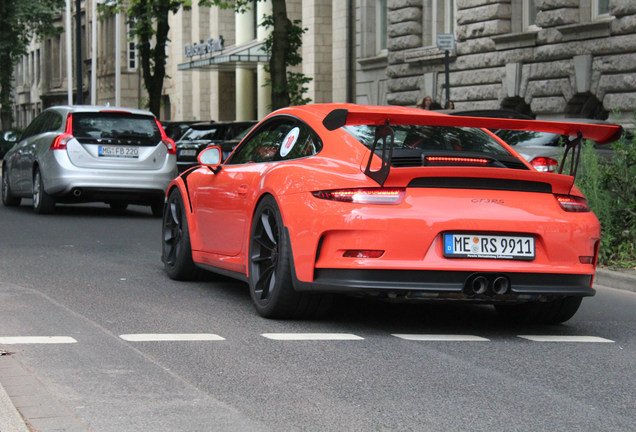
[0,201,635,431]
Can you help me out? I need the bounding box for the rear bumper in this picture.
[292,268,595,301]
[40,151,177,200]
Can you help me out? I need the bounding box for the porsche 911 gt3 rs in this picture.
[161,104,622,323]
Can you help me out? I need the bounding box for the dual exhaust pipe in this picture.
[464,274,510,297]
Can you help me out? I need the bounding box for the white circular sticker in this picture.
[280,127,300,157]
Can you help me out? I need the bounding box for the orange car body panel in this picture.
[167,104,621,296]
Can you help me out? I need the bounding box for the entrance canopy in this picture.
[178,40,269,70]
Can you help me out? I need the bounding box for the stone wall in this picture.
[384,0,636,127]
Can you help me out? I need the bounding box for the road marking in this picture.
[0,336,77,344]
[120,334,226,342]
[393,334,490,342]
[518,335,614,343]
[262,333,364,341]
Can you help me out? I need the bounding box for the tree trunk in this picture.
[269,0,290,110]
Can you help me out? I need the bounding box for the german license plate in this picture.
[98,146,139,158]
[444,233,535,260]
[179,149,197,157]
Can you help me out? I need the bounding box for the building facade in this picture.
[11,0,636,130]
[378,0,636,128]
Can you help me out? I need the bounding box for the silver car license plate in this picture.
[444,233,535,260]
[98,146,139,158]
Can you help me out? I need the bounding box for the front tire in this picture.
[32,168,55,214]
[248,195,330,319]
[2,167,21,207]
[495,296,583,324]
[162,188,200,280]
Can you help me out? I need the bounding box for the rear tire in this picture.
[32,168,56,214]
[495,297,583,325]
[2,167,21,207]
[248,195,331,319]
[162,188,201,280]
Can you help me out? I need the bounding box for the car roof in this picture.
[46,105,156,117]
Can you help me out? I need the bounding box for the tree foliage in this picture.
[0,0,64,129]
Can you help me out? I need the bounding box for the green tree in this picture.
[108,0,308,118]
[0,0,64,130]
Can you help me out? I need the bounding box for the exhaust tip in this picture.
[467,276,489,296]
[492,276,510,295]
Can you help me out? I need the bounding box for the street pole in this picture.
[91,0,97,105]
[65,0,73,105]
[75,0,83,104]
[445,49,450,109]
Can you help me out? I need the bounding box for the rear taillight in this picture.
[530,157,559,172]
[50,113,74,150]
[312,188,405,205]
[155,118,176,154]
[50,133,73,150]
[555,194,589,212]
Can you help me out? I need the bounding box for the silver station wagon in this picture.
[2,106,177,216]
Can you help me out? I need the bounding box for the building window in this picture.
[522,0,538,29]
[424,0,456,47]
[593,0,610,18]
[127,22,137,71]
[376,0,387,53]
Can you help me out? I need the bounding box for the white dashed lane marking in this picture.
[0,336,77,344]
[393,334,490,342]
[0,334,618,344]
[119,334,226,342]
[262,333,365,341]
[518,335,615,343]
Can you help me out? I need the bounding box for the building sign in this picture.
[436,33,455,51]
[185,37,225,58]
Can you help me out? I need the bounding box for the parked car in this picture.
[0,130,19,160]
[175,121,257,172]
[161,120,206,141]
[447,109,620,172]
[1,105,177,215]
[161,103,621,323]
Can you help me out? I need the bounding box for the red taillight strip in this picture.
[555,194,589,212]
[155,118,176,154]
[50,113,74,150]
[312,188,405,205]
[425,156,489,165]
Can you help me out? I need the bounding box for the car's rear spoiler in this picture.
[322,107,623,186]
[322,108,623,144]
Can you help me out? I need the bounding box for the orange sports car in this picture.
[161,104,622,323]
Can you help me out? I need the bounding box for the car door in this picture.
[12,112,48,194]
[191,119,298,257]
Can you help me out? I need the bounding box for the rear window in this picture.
[180,127,222,141]
[345,125,512,156]
[72,112,161,145]
[496,130,562,147]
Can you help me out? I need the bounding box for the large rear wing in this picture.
[322,107,623,144]
[322,107,624,186]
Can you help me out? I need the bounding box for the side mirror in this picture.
[3,131,18,143]
[198,146,222,170]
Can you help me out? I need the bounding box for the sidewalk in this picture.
[0,268,634,432]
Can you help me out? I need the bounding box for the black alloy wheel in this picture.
[2,167,21,206]
[162,189,200,280]
[248,195,330,319]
